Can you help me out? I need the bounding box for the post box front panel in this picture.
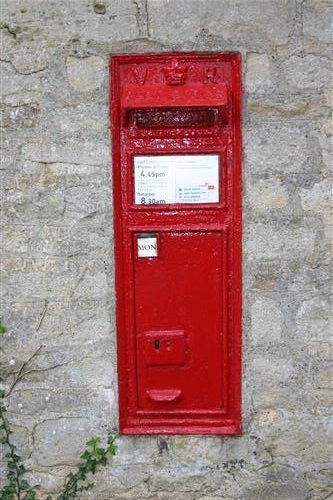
[135,231,227,413]
[111,53,241,434]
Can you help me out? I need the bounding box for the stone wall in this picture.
[1,1,332,499]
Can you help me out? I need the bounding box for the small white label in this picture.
[134,155,219,205]
[137,236,158,258]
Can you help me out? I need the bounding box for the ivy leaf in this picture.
[17,464,26,475]
[22,491,38,500]
[20,480,30,490]
[86,437,100,448]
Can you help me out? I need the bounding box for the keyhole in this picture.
[154,339,160,351]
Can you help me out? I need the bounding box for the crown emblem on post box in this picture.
[163,58,189,85]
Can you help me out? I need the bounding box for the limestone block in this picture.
[318,130,333,173]
[300,178,332,252]
[251,354,295,408]
[1,161,112,225]
[318,361,333,390]
[66,56,106,93]
[251,298,283,344]
[251,355,294,384]
[113,436,157,466]
[300,178,332,218]
[248,176,288,214]
[112,465,150,489]
[243,464,310,500]
[1,224,112,261]
[0,423,31,461]
[10,345,114,391]
[0,61,42,106]
[247,91,329,119]
[32,417,96,466]
[148,0,295,48]
[1,0,138,47]
[8,388,114,423]
[1,255,109,302]
[321,114,333,137]
[43,103,109,137]
[168,436,223,466]
[245,122,308,174]
[65,185,111,221]
[248,223,316,261]
[269,416,332,465]
[282,55,332,91]
[0,102,40,129]
[74,467,134,495]
[148,468,235,495]
[35,298,115,347]
[0,24,52,75]
[296,296,331,342]
[21,137,110,166]
[306,468,333,500]
[245,54,272,94]
[303,0,333,44]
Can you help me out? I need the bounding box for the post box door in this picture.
[110,53,241,435]
[135,231,226,411]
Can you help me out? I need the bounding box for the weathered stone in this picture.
[300,178,332,217]
[251,298,283,344]
[32,417,97,466]
[282,55,332,91]
[66,56,106,93]
[1,255,110,302]
[8,388,114,423]
[148,0,295,49]
[303,0,333,44]
[0,161,111,225]
[269,416,332,465]
[0,103,40,129]
[248,223,316,261]
[244,122,309,174]
[306,468,333,500]
[318,130,333,174]
[296,296,332,343]
[1,0,139,47]
[0,61,42,106]
[247,92,329,119]
[246,53,272,94]
[248,176,289,214]
[250,354,296,410]
[168,436,223,466]
[21,138,110,166]
[243,464,310,500]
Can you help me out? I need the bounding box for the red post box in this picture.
[110,53,241,434]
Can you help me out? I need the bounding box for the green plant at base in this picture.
[0,390,37,500]
[0,318,117,499]
[46,435,117,500]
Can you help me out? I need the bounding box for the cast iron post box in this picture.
[110,53,241,434]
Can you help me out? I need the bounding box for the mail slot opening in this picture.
[127,107,222,129]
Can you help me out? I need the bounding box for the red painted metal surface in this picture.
[110,53,242,435]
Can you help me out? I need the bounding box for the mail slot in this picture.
[110,53,242,434]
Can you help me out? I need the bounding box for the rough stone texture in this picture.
[0,0,332,499]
